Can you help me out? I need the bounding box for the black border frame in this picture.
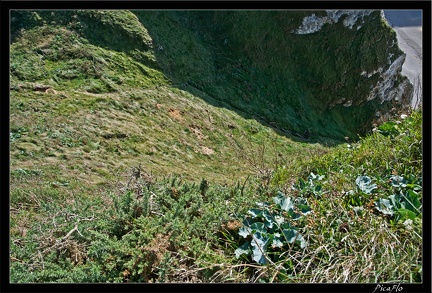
[2,1,431,293]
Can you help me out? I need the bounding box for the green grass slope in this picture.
[10,24,326,186]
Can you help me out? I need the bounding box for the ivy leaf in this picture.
[308,172,324,182]
[274,215,285,225]
[262,210,275,229]
[356,175,377,194]
[273,192,285,206]
[281,228,307,248]
[248,208,263,219]
[289,210,302,220]
[389,193,402,208]
[374,198,394,215]
[271,234,284,248]
[295,198,312,215]
[242,217,254,227]
[295,233,307,249]
[235,242,252,259]
[256,201,270,208]
[390,175,407,188]
[280,222,292,230]
[250,222,266,233]
[274,193,294,212]
[282,228,298,243]
[238,226,251,238]
[250,232,269,264]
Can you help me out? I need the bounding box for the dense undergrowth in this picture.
[9,10,423,283]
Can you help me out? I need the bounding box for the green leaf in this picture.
[282,228,298,243]
[406,183,422,191]
[250,222,266,233]
[235,242,252,259]
[395,208,417,221]
[390,175,407,188]
[274,193,294,212]
[375,198,394,215]
[271,233,284,248]
[238,226,251,238]
[248,208,263,219]
[250,232,269,264]
[402,189,422,214]
[356,175,377,194]
[377,121,399,136]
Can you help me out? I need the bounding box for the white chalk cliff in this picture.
[293,10,413,111]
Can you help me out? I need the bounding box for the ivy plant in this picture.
[235,192,311,265]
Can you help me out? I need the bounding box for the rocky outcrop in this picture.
[294,10,412,108]
[293,10,374,34]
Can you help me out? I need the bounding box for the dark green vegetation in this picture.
[10,10,422,283]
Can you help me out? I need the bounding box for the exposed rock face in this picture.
[294,10,412,109]
[294,10,374,34]
[289,10,413,133]
[366,54,410,103]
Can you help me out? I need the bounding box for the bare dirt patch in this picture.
[168,108,184,122]
[189,124,206,140]
[196,145,215,156]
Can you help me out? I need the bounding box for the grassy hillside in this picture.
[9,10,422,284]
[10,13,329,185]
